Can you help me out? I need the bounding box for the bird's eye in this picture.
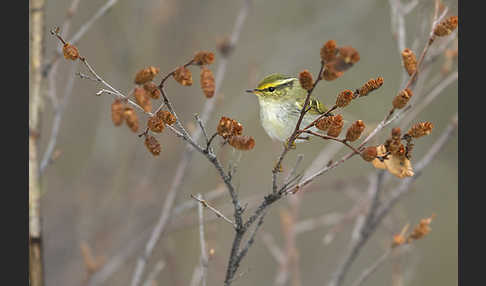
[268,87,275,92]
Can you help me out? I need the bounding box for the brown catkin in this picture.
[111,99,124,126]
[315,116,333,131]
[134,66,160,84]
[346,120,366,142]
[361,146,378,162]
[322,66,343,81]
[200,67,215,98]
[173,66,193,86]
[133,87,152,113]
[407,216,434,242]
[359,77,384,97]
[299,70,314,91]
[193,51,215,65]
[143,82,161,99]
[336,89,354,107]
[320,40,337,63]
[123,107,139,132]
[62,43,79,60]
[393,88,413,109]
[327,114,344,137]
[401,48,417,76]
[228,135,255,151]
[217,116,243,139]
[338,46,360,64]
[147,116,165,133]
[144,135,161,156]
[407,122,433,138]
[434,16,458,37]
[156,110,177,125]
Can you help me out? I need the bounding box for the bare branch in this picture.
[191,194,236,228]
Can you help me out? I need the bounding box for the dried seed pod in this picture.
[299,69,314,91]
[133,87,152,113]
[111,99,124,126]
[156,110,176,125]
[315,116,333,131]
[320,40,337,63]
[338,46,360,64]
[144,135,161,156]
[434,16,458,37]
[392,234,406,248]
[143,82,161,99]
[393,88,413,109]
[200,67,215,98]
[217,116,243,139]
[345,120,365,142]
[361,146,378,162]
[62,43,79,60]
[401,48,417,76]
[391,127,401,140]
[327,114,344,137]
[407,122,433,138]
[173,66,193,86]
[134,66,160,84]
[336,89,354,107]
[228,135,255,151]
[358,77,384,97]
[147,116,165,133]
[193,51,215,65]
[322,66,343,81]
[407,215,435,242]
[123,107,139,132]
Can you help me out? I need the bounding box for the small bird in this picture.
[246,73,330,143]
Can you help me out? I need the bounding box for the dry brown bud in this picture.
[327,114,344,137]
[143,82,161,99]
[407,122,433,138]
[133,87,152,113]
[217,116,243,139]
[315,116,333,131]
[156,110,176,125]
[392,234,406,248]
[434,16,458,37]
[111,99,124,126]
[338,46,360,64]
[358,77,384,97]
[193,51,215,65]
[322,66,343,81]
[134,66,160,84]
[123,107,139,132]
[173,66,193,86]
[336,89,354,108]
[147,116,165,133]
[393,88,413,109]
[62,43,79,60]
[346,120,366,142]
[391,127,401,140]
[401,48,417,76]
[361,146,378,162]
[144,135,161,156]
[320,40,337,63]
[200,67,215,98]
[229,135,255,151]
[407,215,435,242]
[299,69,314,91]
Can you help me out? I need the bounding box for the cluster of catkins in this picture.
[217,116,255,151]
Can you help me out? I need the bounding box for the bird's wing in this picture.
[295,96,328,115]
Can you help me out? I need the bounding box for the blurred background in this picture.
[38,0,457,285]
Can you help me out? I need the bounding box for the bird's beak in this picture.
[245,89,256,94]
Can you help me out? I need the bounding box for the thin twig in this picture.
[197,194,209,286]
[191,194,236,228]
[43,0,120,76]
[350,248,393,286]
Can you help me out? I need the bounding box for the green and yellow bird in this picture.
[246,73,330,143]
